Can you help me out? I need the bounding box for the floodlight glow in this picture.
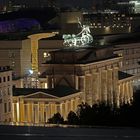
[29,70,33,74]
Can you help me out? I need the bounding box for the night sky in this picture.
[0,0,109,7]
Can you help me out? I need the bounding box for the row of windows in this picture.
[124,48,140,55]
[125,68,140,75]
[0,76,10,83]
[90,25,130,29]
[125,59,139,65]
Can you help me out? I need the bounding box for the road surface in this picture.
[0,125,140,140]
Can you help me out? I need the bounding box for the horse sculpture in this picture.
[62,18,93,47]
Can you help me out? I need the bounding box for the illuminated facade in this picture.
[129,0,140,13]
[114,41,140,89]
[10,46,134,125]
[83,12,132,34]
[0,37,63,88]
[0,66,13,123]
[0,44,134,125]
[59,11,133,35]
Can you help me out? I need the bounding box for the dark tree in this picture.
[48,112,64,124]
[77,102,93,125]
[67,111,79,125]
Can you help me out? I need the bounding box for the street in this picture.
[0,125,140,140]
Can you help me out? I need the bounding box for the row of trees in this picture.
[48,91,140,127]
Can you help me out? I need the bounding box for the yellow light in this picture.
[16,102,19,122]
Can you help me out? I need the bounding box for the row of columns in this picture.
[77,67,133,107]
[119,81,133,105]
[12,97,81,124]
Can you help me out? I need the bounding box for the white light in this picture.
[29,70,33,75]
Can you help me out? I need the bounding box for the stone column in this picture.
[65,100,71,117]
[50,103,56,118]
[126,81,133,104]
[85,74,92,105]
[12,103,17,123]
[75,76,79,90]
[101,70,108,103]
[123,82,128,104]
[119,83,124,105]
[46,104,50,121]
[60,102,66,120]
[113,67,119,106]
[92,72,100,104]
[70,99,74,111]
[78,76,86,102]
[107,69,113,105]
[39,102,45,123]
[129,81,133,101]
[27,102,33,123]
[34,104,39,124]
[19,99,24,123]
[75,97,80,109]
[16,102,20,123]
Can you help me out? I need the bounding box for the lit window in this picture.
[122,14,125,17]
[43,52,51,58]
[125,60,129,65]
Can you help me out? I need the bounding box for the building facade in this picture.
[10,46,134,125]
[0,66,13,122]
[0,38,63,88]
[114,42,140,89]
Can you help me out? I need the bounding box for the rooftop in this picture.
[13,85,79,97]
[118,71,134,80]
[43,45,119,65]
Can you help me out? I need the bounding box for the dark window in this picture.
[0,78,1,83]
[0,99,2,104]
[7,76,10,81]
[4,103,7,113]
[3,77,6,82]
[8,102,11,112]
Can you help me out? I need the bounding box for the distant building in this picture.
[0,36,63,88]
[57,11,133,35]
[117,0,140,14]
[82,12,132,35]
[112,33,140,89]
[129,0,140,13]
[0,66,13,123]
